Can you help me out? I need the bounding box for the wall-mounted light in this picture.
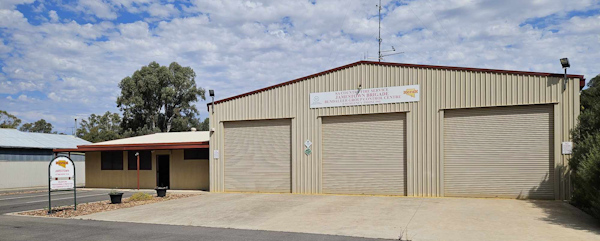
[560,58,570,90]
[560,58,570,68]
[209,89,215,114]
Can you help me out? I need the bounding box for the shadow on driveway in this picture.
[524,175,600,235]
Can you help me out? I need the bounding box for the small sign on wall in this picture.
[304,140,312,148]
[562,142,573,155]
[214,150,219,159]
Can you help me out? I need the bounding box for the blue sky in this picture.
[1,0,599,133]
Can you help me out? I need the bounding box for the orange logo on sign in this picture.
[404,88,418,98]
[56,160,68,168]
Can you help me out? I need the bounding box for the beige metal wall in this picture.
[85,150,209,190]
[209,62,580,199]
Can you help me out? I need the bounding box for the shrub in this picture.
[570,133,600,218]
[129,192,153,201]
[570,74,600,219]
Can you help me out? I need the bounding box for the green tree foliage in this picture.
[117,61,205,136]
[0,110,21,128]
[199,118,209,131]
[19,119,54,133]
[77,111,122,143]
[570,74,600,219]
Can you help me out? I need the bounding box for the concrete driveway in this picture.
[79,193,600,241]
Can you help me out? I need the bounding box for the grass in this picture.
[129,192,154,201]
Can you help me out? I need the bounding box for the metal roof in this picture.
[0,128,91,149]
[209,60,585,107]
[53,131,210,152]
[88,131,209,146]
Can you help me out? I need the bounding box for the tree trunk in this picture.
[151,115,156,130]
[166,116,172,132]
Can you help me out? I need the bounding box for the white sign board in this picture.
[304,140,312,148]
[562,142,573,155]
[51,180,74,190]
[50,156,74,178]
[310,85,420,108]
[214,150,220,159]
[49,156,75,190]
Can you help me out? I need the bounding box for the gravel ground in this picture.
[18,194,198,218]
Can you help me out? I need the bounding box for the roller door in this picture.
[224,119,291,193]
[322,113,406,195]
[444,105,554,199]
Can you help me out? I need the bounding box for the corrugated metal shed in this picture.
[0,128,90,149]
[208,61,582,200]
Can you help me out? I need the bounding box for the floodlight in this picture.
[560,58,570,68]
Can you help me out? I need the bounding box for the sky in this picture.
[0,0,599,134]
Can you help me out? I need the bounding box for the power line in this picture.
[424,0,451,38]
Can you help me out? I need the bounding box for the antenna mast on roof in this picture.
[367,0,403,62]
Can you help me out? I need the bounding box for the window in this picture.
[128,151,152,170]
[184,149,209,160]
[101,151,123,170]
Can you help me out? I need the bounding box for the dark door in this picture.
[157,155,170,188]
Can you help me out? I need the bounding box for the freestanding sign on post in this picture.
[48,156,76,214]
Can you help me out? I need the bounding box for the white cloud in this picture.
[0,9,30,29]
[75,0,118,20]
[0,0,599,132]
[146,3,178,18]
[48,10,59,22]
[17,94,38,102]
[0,0,35,10]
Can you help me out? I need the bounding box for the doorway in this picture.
[156,155,170,188]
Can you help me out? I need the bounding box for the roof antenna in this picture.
[367,0,403,62]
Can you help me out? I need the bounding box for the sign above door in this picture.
[309,85,419,108]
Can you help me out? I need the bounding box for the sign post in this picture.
[48,156,76,214]
[136,152,140,190]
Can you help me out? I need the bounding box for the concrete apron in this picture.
[78,188,207,195]
[78,193,600,241]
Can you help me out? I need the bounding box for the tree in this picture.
[117,61,205,136]
[19,119,54,133]
[570,74,600,219]
[77,111,122,143]
[199,118,209,131]
[0,110,21,128]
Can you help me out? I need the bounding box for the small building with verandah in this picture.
[55,130,209,190]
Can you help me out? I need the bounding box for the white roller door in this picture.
[224,119,291,193]
[444,105,554,199]
[322,113,406,195]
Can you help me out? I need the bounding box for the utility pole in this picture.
[74,118,77,136]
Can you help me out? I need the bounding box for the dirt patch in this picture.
[18,194,198,218]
